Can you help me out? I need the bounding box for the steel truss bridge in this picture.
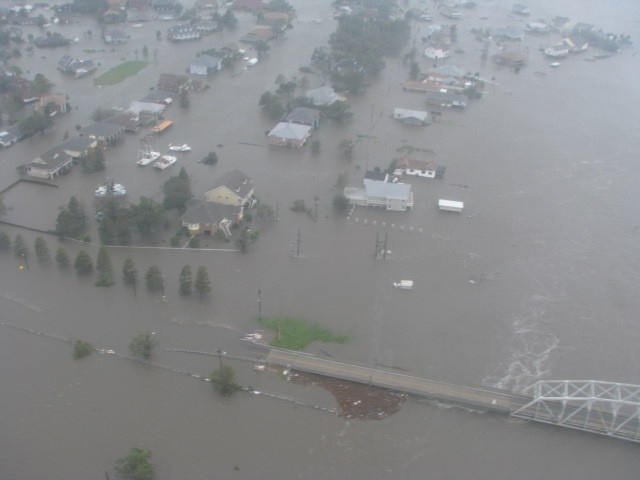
[511,380,640,443]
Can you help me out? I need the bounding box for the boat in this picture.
[168,143,191,152]
[150,120,173,134]
[153,155,177,170]
[136,144,161,166]
[393,280,414,290]
[95,183,126,197]
[550,62,560,68]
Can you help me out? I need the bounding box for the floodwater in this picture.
[2,0,640,478]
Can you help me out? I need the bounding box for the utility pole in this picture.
[296,227,301,258]
[314,195,319,221]
[257,287,262,318]
[374,231,386,258]
[275,201,279,221]
[216,348,222,368]
[383,232,388,259]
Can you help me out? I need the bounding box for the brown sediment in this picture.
[289,371,406,420]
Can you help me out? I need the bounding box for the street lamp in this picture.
[216,348,223,368]
[21,252,29,271]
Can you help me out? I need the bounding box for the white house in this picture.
[424,47,451,60]
[189,54,223,75]
[393,108,429,126]
[344,181,413,211]
[398,155,437,178]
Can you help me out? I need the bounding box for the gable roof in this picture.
[158,73,190,88]
[398,155,436,171]
[209,169,254,199]
[190,54,222,69]
[140,89,174,104]
[426,64,467,79]
[30,145,73,169]
[268,122,312,140]
[365,181,412,201]
[283,107,320,124]
[181,199,241,225]
[394,108,429,122]
[128,100,166,115]
[57,137,97,157]
[305,86,338,106]
[79,121,125,139]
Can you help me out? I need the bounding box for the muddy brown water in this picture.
[2,0,640,478]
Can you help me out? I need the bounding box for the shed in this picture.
[438,199,464,212]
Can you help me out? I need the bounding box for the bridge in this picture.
[266,349,640,444]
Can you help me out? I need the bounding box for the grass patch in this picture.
[94,60,148,86]
[258,316,349,351]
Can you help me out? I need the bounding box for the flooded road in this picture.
[2,0,640,478]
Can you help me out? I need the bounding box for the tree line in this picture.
[0,232,213,297]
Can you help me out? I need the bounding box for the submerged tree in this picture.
[55,247,70,267]
[74,250,94,275]
[13,233,28,257]
[129,333,158,360]
[34,236,50,262]
[79,147,106,173]
[130,197,166,239]
[194,265,211,296]
[178,265,192,296]
[338,139,355,159]
[115,447,155,480]
[55,196,87,239]
[162,167,192,211]
[122,257,137,284]
[145,266,164,292]
[209,364,239,396]
[73,340,93,359]
[95,245,114,286]
[0,232,11,251]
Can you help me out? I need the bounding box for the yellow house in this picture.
[204,169,255,207]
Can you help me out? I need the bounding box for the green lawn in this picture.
[93,61,149,86]
[258,316,350,351]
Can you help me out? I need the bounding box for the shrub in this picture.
[73,340,93,359]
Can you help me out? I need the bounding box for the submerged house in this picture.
[167,24,201,42]
[393,108,429,126]
[181,169,255,236]
[344,181,414,212]
[267,122,312,148]
[181,200,241,237]
[304,86,339,106]
[26,137,97,179]
[189,54,224,75]
[424,90,467,108]
[398,155,438,178]
[282,107,320,128]
[57,55,97,78]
